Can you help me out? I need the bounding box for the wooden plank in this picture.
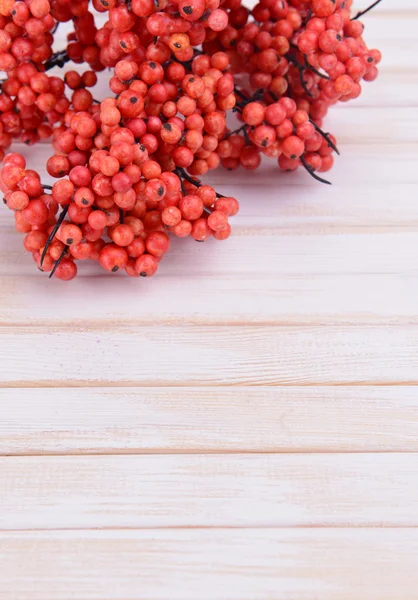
[1,272,418,326]
[353,72,418,107]
[2,229,418,277]
[330,107,418,144]
[0,325,417,387]
[1,230,418,325]
[0,529,417,600]
[2,454,418,529]
[1,387,417,455]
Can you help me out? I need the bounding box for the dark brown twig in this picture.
[309,119,340,155]
[175,167,201,188]
[288,57,314,97]
[44,50,70,71]
[174,167,225,200]
[40,204,68,267]
[352,0,383,20]
[304,55,330,80]
[49,246,68,279]
[226,124,248,137]
[300,155,331,185]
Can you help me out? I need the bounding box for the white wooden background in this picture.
[1,1,418,598]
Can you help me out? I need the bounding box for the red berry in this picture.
[54,259,78,281]
[135,253,159,277]
[99,244,129,273]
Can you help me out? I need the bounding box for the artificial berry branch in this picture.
[0,0,382,281]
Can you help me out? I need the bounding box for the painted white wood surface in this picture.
[1,2,418,598]
[0,529,417,600]
[2,454,418,528]
[1,325,418,386]
[1,387,417,454]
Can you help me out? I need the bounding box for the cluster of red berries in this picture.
[211,0,382,177]
[0,0,382,281]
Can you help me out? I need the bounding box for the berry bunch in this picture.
[0,0,382,281]
[211,0,382,179]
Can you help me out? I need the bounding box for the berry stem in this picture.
[49,246,68,279]
[233,87,249,101]
[288,57,314,97]
[303,55,330,80]
[352,0,383,20]
[226,123,251,147]
[226,124,248,138]
[40,204,69,268]
[309,120,340,155]
[44,50,70,71]
[300,155,332,185]
[234,87,264,106]
[174,167,225,200]
[175,167,201,188]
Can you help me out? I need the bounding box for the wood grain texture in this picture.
[1,325,418,387]
[0,529,417,600]
[1,387,417,455]
[2,273,418,325]
[1,454,418,529]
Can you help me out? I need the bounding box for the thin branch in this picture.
[352,0,383,20]
[233,87,264,107]
[40,204,68,267]
[288,57,313,97]
[226,124,247,138]
[309,119,340,155]
[300,155,331,185]
[174,167,201,188]
[304,55,330,80]
[234,87,250,101]
[44,50,70,71]
[174,167,225,200]
[49,246,68,279]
